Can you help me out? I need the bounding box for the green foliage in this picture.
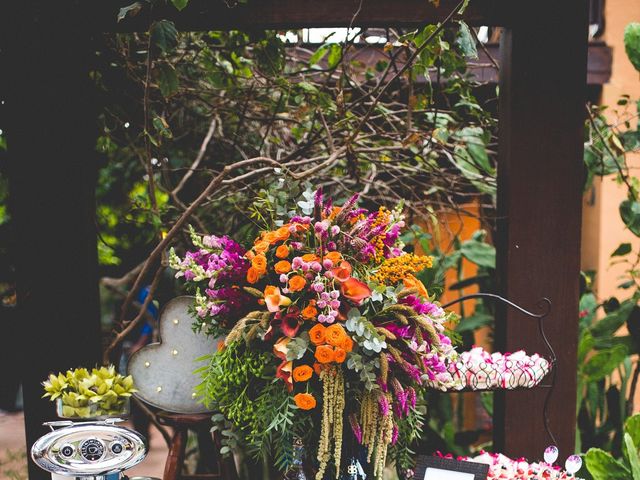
[586,448,631,480]
[459,231,495,269]
[171,0,189,11]
[624,23,640,73]
[456,22,478,59]
[196,341,270,425]
[584,413,640,480]
[579,25,640,455]
[576,284,639,454]
[613,243,633,257]
[390,404,426,473]
[150,20,178,53]
[620,200,640,236]
[196,341,311,471]
[156,64,179,98]
[94,23,497,276]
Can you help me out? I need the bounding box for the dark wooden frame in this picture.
[3,1,587,478]
[414,456,489,480]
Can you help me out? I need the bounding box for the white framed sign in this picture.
[424,467,475,480]
[414,456,489,480]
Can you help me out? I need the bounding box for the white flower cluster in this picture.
[467,451,583,480]
[448,347,551,391]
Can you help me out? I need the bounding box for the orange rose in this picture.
[309,324,327,345]
[302,253,320,263]
[301,304,318,320]
[294,393,316,410]
[288,275,307,292]
[313,362,324,375]
[246,267,259,284]
[341,336,354,353]
[262,232,276,243]
[254,241,269,254]
[275,260,292,274]
[334,347,347,363]
[275,226,291,242]
[324,251,343,264]
[252,254,267,274]
[292,365,313,382]
[264,231,278,244]
[315,345,335,364]
[403,274,429,299]
[275,244,290,259]
[332,260,353,282]
[245,250,255,260]
[325,324,348,347]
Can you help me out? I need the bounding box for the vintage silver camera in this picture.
[31,419,152,480]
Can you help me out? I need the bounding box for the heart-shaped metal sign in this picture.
[128,296,219,413]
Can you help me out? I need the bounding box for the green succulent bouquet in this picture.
[42,366,136,419]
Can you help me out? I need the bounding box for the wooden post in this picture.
[2,3,102,478]
[494,2,588,459]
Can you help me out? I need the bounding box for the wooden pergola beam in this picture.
[99,0,512,31]
[494,0,587,459]
[3,4,103,479]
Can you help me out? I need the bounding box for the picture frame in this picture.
[414,455,489,480]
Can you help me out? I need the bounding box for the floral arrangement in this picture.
[170,228,251,336]
[42,365,135,419]
[434,451,584,480]
[448,347,551,391]
[170,188,551,479]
